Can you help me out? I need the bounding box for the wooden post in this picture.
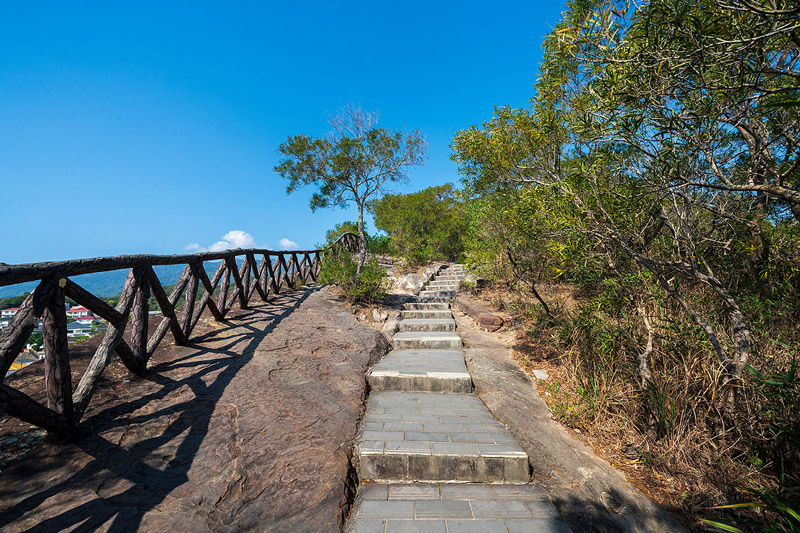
[240,256,251,307]
[42,282,76,439]
[180,265,199,339]
[217,264,230,317]
[312,251,321,280]
[258,255,269,299]
[130,267,150,366]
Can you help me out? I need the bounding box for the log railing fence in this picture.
[0,232,360,441]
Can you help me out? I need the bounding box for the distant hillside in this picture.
[0,261,230,300]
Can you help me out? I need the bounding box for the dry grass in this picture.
[472,282,799,532]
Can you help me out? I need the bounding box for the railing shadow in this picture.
[0,288,315,532]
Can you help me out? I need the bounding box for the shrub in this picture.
[318,246,389,305]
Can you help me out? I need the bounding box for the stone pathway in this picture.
[346,265,572,532]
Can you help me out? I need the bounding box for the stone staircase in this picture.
[346,265,572,532]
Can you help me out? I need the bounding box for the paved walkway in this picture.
[346,265,572,532]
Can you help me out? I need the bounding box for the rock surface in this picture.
[0,288,388,532]
[393,273,425,294]
[451,297,687,533]
[453,293,504,332]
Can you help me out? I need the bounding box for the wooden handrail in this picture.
[0,232,360,441]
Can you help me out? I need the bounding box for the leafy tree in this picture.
[324,221,360,246]
[371,184,467,265]
[452,0,800,511]
[324,220,391,255]
[275,103,427,279]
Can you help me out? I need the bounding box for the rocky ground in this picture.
[0,287,388,532]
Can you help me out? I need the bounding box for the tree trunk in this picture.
[356,204,367,282]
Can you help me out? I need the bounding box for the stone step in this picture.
[434,274,463,280]
[419,290,456,299]
[356,392,530,483]
[399,319,457,333]
[394,332,462,350]
[403,302,450,310]
[401,310,453,320]
[417,296,452,303]
[345,483,571,533]
[367,349,472,393]
[428,281,460,288]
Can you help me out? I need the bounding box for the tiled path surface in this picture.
[347,265,572,532]
[350,483,571,532]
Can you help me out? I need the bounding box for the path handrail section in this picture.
[0,232,360,440]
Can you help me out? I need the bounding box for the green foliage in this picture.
[450,0,800,524]
[27,332,43,350]
[702,478,800,533]
[371,183,467,265]
[324,220,391,255]
[0,293,29,310]
[317,246,388,305]
[325,221,360,246]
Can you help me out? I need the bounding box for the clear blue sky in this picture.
[1,1,565,264]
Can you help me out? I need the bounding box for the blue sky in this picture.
[1,1,565,264]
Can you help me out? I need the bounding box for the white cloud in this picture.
[278,238,299,250]
[185,230,258,253]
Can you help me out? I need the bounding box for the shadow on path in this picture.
[0,289,314,532]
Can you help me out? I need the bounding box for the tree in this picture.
[275,103,427,278]
[371,184,467,265]
[324,221,360,246]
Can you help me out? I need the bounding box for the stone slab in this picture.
[400,310,453,320]
[368,350,472,393]
[356,392,530,482]
[403,302,450,310]
[393,332,462,350]
[345,483,571,532]
[398,318,457,332]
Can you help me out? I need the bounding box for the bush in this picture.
[317,247,389,305]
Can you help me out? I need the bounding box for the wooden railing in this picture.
[0,232,360,441]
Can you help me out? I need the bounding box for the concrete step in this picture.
[417,296,452,303]
[428,281,460,288]
[401,310,453,320]
[367,349,472,393]
[394,332,462,350]
[356,392,530,483]
[434,274,463,280]
[403,302,450,311]
[399,319,457,333]
[345,483,571,533]
[419,290,456,299]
